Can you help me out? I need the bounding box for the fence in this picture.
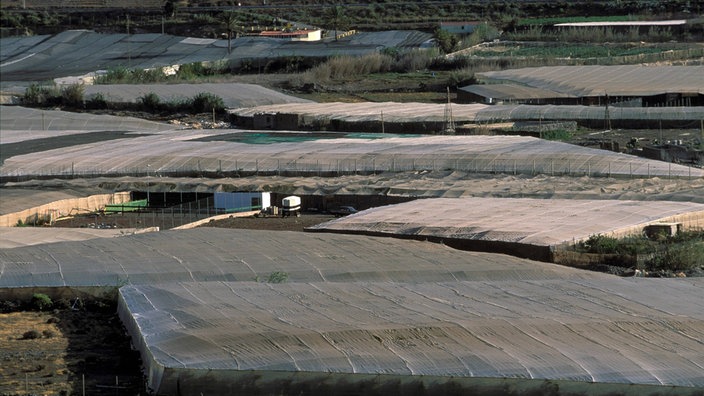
[2,155,702,183]
[2,372,145,396]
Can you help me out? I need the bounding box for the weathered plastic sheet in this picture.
[476,65,704,97]
[0,106,173,136]
[2,128,702,179]
[118,276,704,392]
[475,104,704,123]
[230,102,489,123]
[83,83,312,108]
[0,226,139,248]
[310,197,704,246]
[0,228,593,289]
[0,30,431,81]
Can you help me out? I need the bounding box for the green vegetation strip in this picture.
[577,230,704,273]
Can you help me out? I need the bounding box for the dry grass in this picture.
[0,308,145,396]
[0,312,70,396]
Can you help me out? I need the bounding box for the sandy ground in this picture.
[0,308,144,396]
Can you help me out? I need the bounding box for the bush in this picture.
[93,67,130,84]
[22,83,58,106]
[21,330,41,340]
[446,68,476,89]
[85,92,108,109]
[31,293,53,311]
[190,92,225,113]
[60,83,84,107]
[138,92,162,112]
[540,129,573,141]
[42,330,56,338]
[647,240,704,272]
[267,271,288,284]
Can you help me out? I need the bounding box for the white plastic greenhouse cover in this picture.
[475,104,704,123]
[0,30,431,81]
[118,275,704,393]
[232,101,704,124]
[82,83,313,108]
[476,65,704,97]
[2,128,702,179]
[0,106,173,136]
[0,226,139,248]
[0,228,569,288]
[230,102,490,123]
[310,197,704,246]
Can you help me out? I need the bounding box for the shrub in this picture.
[42,330,56,338]
[267,271,288,284]
[394,49,437,73]
[177,62,208,79]
[138,92,162,112]
[433,28,459,54]
[85,92,108,109]
[21,330,41,340]
[581,234,621,254]
[31,293,53,311]
[132,68,167,83]
[540,129,573,141]
[94,67,130,84]
[190,92,225,113]
[647,240,704,272]
[22,83,58,106]
[60,83,84,107]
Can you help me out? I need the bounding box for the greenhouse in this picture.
[0,228,702,393]
[3,121,702,179]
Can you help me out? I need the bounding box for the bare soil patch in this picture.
[0,305,145,396]
[198,213,337,232]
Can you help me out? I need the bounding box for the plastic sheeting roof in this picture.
[119,275,704,391]
[0,226,139,248]
[310,197,704,246]
[555,20,687,27]
[232,101,704,125]
[83,83,313,108]
[475,104,704,122]
[0,228,572,288]
[231,102,489,123]
[0,30,432,81]
[3,127,701,179]
[476,65,704,96]
[0,106,173,136]
[459,84,573,99]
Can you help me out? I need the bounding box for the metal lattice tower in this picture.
[443,86,456,135]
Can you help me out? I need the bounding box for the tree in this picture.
[328,5,345,40]
[222,11,238,54]
[164,0,175,18]
[433,28,458,54]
